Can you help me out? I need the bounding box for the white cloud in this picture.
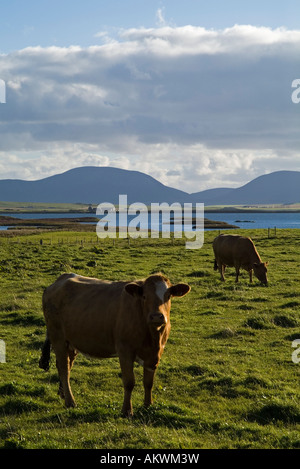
[0,24,299,191]
[118,24,300,56]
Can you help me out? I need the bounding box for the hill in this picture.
[192,171,300,205]
[0,166,190,205]
[0,167,299,206]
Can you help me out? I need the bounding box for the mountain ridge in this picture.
[191,170,300,205]
[0,167,299,205]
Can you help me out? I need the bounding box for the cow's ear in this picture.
[168,283,191,297]
[125,282,143,297]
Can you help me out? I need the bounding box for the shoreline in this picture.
[0,208,300,214]
[0,214,238,231]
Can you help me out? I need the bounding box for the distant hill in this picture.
[0,167,299,206]
[192,171,300,205]
[0,166,190,205]
[190,188,233,204]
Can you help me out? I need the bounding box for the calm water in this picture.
[205,211,300,230]
[0,211,299,231]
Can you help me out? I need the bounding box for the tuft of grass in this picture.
[243,316,271,330]
[272,314,299,328]
[247,403,300,425]
[209,327,237,338]
[0,397,44,415]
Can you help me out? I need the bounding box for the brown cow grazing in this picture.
[39,272,190,417]
[213,234,268,285]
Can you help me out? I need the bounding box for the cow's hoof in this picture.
[39,358,49,371]
[121,410,133,418]
[65,400,76,408]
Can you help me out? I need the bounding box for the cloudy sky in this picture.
[0,0,299,193]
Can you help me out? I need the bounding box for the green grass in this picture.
[0,228,300,449]
[0,201,91,212]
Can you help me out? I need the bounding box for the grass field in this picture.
[0,228,300,449]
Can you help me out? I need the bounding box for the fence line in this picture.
[0,226,286,247]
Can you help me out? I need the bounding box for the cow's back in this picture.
[43,273,127,358]
[213,234,257,266]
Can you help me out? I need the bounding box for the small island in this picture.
[168,216,238,230]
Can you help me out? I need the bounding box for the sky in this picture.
[0,0,299,193]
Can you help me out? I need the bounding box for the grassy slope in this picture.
[0,229,300,449]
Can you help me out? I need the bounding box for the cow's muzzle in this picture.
[148,312,166,326]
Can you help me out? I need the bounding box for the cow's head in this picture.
[125,274,191,329]
[253,262,268,285]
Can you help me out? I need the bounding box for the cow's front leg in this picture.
[249,269,253,283]
[220,264,226,281]
[143,367,155,408]
[119,355,135,417]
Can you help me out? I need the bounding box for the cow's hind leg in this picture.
[215,258,225,281]
[235,264,240,283]
[53,341,76,408]
[39,331,51,371]
[68,347,78,370]
[217,262,225,281]
[57,347,77,402]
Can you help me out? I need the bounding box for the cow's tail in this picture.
[39,331,51,371]
[214,259,218,271]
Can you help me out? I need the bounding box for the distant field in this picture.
[0,201,299,213]
[205,203,300,212]
[0,228,300,449]
[0,201,91,212]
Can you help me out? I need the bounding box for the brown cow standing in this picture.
[213,234,268,284]
[39,272,190,417]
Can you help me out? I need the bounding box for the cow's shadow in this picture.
[132,403,195,429]
[37,402,193,429]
